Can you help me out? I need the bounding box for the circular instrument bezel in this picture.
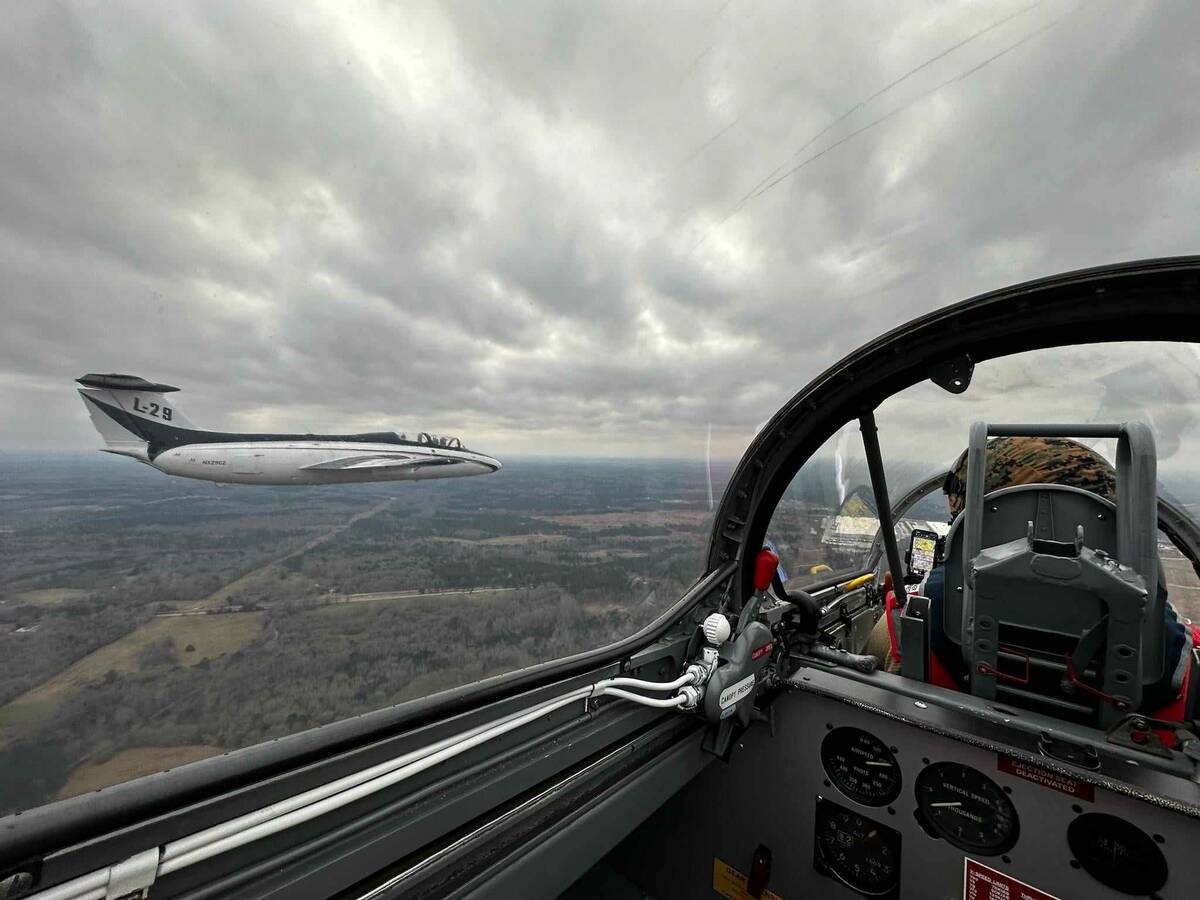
[1067,812,1167,895]
[815,798,902,897]
[914,761,1019,855]
[821,726,902,807]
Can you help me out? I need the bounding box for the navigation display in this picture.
[908,529,939,578]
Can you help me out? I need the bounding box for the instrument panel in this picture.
[796,696,1190,897]
[814,729,1182,897]
[609,680,1200,900]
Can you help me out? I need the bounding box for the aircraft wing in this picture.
[301,454,459,471]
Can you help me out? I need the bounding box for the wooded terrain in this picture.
[4,454,1197,815]
[0,456,723,812]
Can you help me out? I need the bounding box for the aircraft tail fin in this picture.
[75,374,197,459]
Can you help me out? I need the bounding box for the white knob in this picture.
[702,613,731,646]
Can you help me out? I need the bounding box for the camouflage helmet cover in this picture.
[943,436,1117,518]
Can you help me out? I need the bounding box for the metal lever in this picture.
[805,643,878,673]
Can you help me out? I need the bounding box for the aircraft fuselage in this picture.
[146,440,500,484]
[75,373,501,486]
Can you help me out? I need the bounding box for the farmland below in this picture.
[3,453,1199,816]
[0,455,727,812]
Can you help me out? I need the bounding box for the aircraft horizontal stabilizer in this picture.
[300,455,458,471]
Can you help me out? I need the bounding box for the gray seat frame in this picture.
[943,483,1119,645]
[949,423,1161,726]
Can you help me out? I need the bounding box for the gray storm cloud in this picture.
[1,0,1199,459]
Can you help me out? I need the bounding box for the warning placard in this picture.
[713,858,782,900]
[998,754,1094,802]
[964,858,1059,900]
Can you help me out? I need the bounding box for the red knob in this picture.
[754,547,780,592]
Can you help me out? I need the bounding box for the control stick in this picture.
[762,547,876,674]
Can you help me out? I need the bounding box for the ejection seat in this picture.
[902,422,1164,729]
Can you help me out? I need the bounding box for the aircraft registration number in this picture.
[132,397,173,420]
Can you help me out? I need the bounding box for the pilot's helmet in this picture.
[943,436,1117,519]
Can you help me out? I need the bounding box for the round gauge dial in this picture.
[815,800,901,897]
[821,727,902,807]
[1067,813,1167,895]
[915,762,1019,855]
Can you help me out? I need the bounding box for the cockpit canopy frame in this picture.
[416,432,463,449]
[707,257,1200,605]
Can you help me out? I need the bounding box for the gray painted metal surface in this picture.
[463,731,713,900]
[609,674,1200,899]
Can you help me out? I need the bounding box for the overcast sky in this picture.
[2,0,1199,461]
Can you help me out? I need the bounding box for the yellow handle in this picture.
[842,572,876,592]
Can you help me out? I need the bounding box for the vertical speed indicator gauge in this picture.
[915,762,1019,855]
[821,727,902,807]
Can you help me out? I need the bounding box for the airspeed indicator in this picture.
[821,727,902,807]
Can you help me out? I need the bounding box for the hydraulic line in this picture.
[594,687,689,708]
[593,673,694,692]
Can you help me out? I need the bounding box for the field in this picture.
[535,510,713,528]
[13,589,89,606]
[0,612,265,730]
[582,549,650,560]
[4,453,1197,817]
[191,496,401,610]
[56,745,225,799]
[317,587,515,616]
[0,456,721,813]
[428,533,572,547]
[1162,555,1200,621]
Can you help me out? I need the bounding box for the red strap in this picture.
[1146,625,1198,739]
[890,613,1196,717]
[1149,651,1191,728]
[928,650,961,691]
[885,589,901,665]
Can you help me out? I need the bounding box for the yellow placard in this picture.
[712,858,783,900]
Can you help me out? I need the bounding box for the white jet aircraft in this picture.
[76,374,501,485]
